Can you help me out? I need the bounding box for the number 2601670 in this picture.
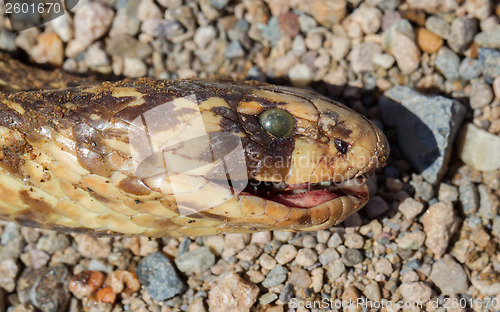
[5,2,61,14]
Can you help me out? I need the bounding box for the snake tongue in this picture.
[270,190,339,208]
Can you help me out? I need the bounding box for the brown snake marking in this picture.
[0,54,389,237]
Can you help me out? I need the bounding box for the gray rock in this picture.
[478,185,496,222]
[106,35,152,58]
[225,41,245,59]
[136,252,186,301]
[319,248,340,266]
[448,17,478,53]
[459,57,482,80]
[262,264,288,288]
[478,48,500,83]
[474,25,500,49]
[209,0,229,9]
[425,16,450,39]
[279,283,294,303]
[380,87,466,184]
[327,260,346,280]
[174,246,215,274]
[435,47,460,81]
[30,265,70,312]
[459,179,479,214]
[429,255,468,295]
[399,282,432,303]
[397,230,426,250]
[342,249,364,266]
[0,29,17,51]
[261,17,282,45]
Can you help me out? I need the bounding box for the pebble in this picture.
[465,0,493,19]
[397,230,426,250]
[279,283,294,303]
[435,47,460,81]
[448,17,478,53]
[350,42,381,73]
[470,80,494,109]
[73,3,114,46]
[105,35,152,58]
[30,265,71,312]
[342,249,364,266]
[327,232,343,248]
[298,0,347,27]
[288,63,313,87]
[459,57,482,80]
[350,4,382,34]
[375,258,393,276]
[262,264,288,288]
[425,16,450,39]
[429,255,469,295]
[279,13,300,38]
[85,43,111,74]
[29,32,64,67]
[399,197,424,219]
[459,179,479,214]
[364,195,389,218]
[136,252,185,301]
[380,86,466,184]
[175,246,215,274]
[295,248,318,267]
[372,53,395,69]
[36,234,70,255]
[208,272,259,312]
[326,260,346,280]
[479,48,500,83]
[0,258,19,292]
[422,202,460,257]
[330,36,351,61]
[493,76,500,98]
[364,281,381,301]
[399,282,433,303]
[478,185,497,221]
[259,292,278,305]
[261,17,282,45]
[437,183,459,202]
[289,267,312,288]
[458,123,500,171]
[387,30,420,74]
[193,26,217,49]
[344,233,364,249]
[138,0,162,20]
[416,27,443,53]
[474,25,500,49]
[109,1,141,37]
[318,248,340,266]
[225,41,245,59]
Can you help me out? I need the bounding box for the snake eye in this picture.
[258,109,296,138]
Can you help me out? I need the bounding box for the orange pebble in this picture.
[417,28,443,54]
[96,287,117,304]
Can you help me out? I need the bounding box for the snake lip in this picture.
[242,176,369,209]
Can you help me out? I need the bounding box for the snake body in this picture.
[0,57,389,237]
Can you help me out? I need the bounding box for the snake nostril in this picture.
[334,138,349,154]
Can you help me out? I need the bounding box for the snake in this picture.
[0,53,389,237]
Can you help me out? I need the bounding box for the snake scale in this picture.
[0,53,389,237]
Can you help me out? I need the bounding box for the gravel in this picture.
[1,0,500,310]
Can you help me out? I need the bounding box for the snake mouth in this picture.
[242,176,369,209]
